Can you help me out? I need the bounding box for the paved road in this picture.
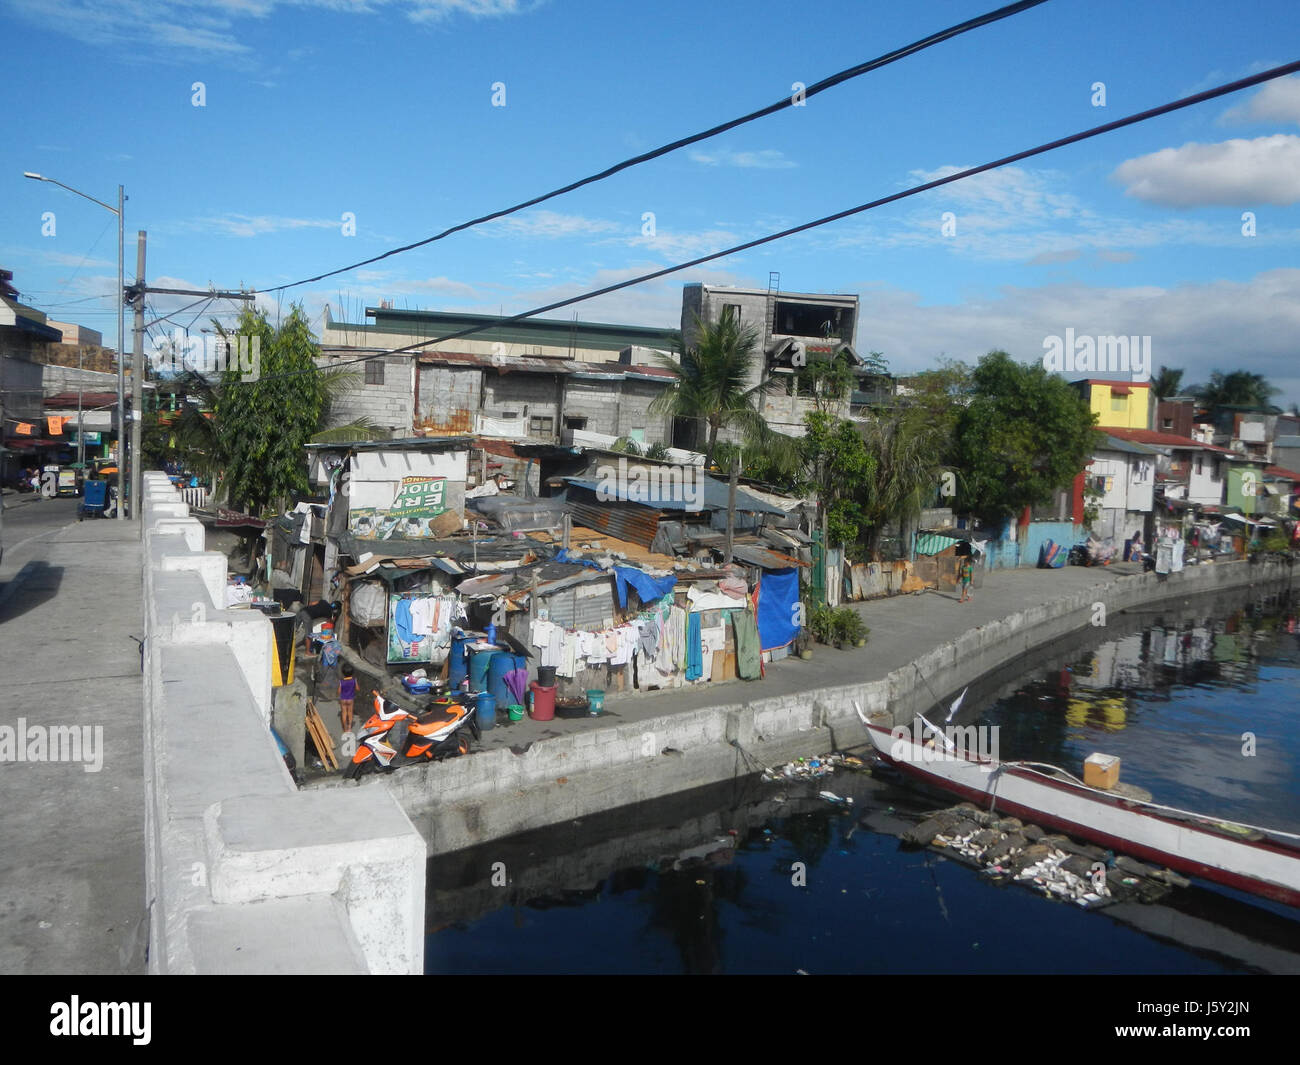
[0,507,145,975]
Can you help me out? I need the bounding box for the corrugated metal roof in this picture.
[730,545,808,570]
[565,476,788,515]
[566,498,661,549]
[914,531,962,556]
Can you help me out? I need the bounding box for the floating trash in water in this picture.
[761,753,864,784]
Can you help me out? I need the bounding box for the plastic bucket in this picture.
[507,704,525,722]
[586,689,605,715]
[476,692,497,731]
[529,681,556,721]
[469,648,498,691]
[537,665,557,687]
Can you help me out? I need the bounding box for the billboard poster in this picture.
[350,476,447,539]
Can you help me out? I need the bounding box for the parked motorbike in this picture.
[343,691,480,781]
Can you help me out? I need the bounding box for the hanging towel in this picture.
[732,610,762,680]
[394,597,418,645]
[685,611,704,681]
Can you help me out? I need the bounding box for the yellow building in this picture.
[1072,379,1151,431]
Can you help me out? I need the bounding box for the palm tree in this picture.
[1152,365,1184,400]
[649,310,795,473]
[1191,370,1280,410]
[858,408,950,560]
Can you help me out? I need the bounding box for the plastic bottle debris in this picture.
[761,752,862,783]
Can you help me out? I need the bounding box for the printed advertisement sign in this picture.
[350,476,447,539]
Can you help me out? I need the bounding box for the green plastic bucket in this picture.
[586,689,605,715]
[507,704,525,722]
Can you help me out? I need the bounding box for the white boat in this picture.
[861,714,1300,909]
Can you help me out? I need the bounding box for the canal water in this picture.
[425,587,1300,974]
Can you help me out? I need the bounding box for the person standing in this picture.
[958,553,974,604]
[339,664,357,732]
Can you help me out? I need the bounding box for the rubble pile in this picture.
[904,802,1189,909]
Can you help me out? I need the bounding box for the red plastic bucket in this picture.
[529,681,556,721]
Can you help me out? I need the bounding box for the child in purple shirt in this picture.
[339,664,357,731]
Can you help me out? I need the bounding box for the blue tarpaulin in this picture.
[756,567,800,651]
[613,566,677,608]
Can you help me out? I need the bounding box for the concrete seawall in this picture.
[140,473,425,974]
[358,556,1298,857]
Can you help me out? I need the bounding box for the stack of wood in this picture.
[305,700,338,770]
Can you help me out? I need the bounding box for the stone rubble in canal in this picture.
[901,802,1190,909]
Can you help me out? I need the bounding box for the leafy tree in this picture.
[953,350,1101,521]
[1190,370,1280,410]
[858,410,949,559]
[213,304,331,515]
[649,310,796,473]
[800,411,875,546]
[794,355,855,414]
[1152,365,1184,401]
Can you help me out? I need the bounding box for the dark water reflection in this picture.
[426,588,1300,974]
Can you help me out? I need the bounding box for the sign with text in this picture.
[350,476,448,539]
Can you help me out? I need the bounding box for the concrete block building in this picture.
[679,283,868,439]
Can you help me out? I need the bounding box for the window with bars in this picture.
[365,360,385,385]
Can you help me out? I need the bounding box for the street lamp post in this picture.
[23,172,126,520]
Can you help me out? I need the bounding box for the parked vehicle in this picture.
[343,691,480,780]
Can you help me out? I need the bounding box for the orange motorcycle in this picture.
[343,691,479,781]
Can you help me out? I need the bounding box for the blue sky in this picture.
[4,0,1300,406]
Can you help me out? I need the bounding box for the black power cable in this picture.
[255,0,1052,294]
[241,59,1300,386]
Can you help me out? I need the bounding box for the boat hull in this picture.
[866,722,1300,909]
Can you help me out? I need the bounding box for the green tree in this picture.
[1152,365,1184,401]
[794,355,855,414]
[800,411,874,546]
[649,310,795,473]
[953,350,1101,520]
[213,304,329,515]
[1190,369,1280,410]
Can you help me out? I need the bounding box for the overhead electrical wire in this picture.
[243,59,1300,386]
[254,0,1052,294]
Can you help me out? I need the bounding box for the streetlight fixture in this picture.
[24,171,126,520]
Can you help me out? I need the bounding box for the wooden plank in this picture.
[305,700,338,770]
[711,649,724,682]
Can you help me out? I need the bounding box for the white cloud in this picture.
[854,268,1300,408]
[625,227,741,261]
[690,148,798,170]
[1221,75,1300,126]
[1113,135,1300,207]
[182,213,341,237]
[483,210,620,240]
[8,0,532,59]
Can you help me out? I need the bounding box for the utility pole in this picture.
[725,455,738,563]
[130,230,146,522]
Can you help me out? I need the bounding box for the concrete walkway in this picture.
[0,518,145,975]
[438,561,1155,752]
